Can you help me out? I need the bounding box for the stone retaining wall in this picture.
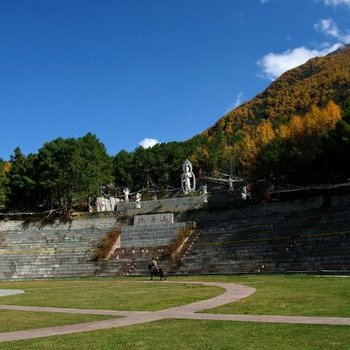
[0,218,118,279]
[1,194,349,278]
[121,222,186,247]
[116,195,205,215]
[0,217,118,233]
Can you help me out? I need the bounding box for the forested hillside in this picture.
[206,44,350,136]
[1,45,350,212]
[191,44,350,183]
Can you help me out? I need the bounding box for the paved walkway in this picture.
[0,281,349,343]
[0,289,24,297]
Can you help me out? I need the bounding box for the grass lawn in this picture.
[1,275,349,349]
[0,309,118,333]
[1,275,349,316]
[170,274,350,317]
[3,319,350,350]
[0,278,223,311]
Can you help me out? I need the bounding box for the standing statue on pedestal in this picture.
[241,186,251,200]
[201,184,208,203]
[135,192,142,209]
[123,187,130,203]
[96,196,106,212]
[181,159,196,194]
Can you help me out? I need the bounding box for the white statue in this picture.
[201,184,208,203]
[241,186,251,200]
[105,198,112,211]
[88,197,93,213]
[109,196,120,211]
[95,196,120,212]
[135,192,142,209]
[123,187,130,203]
[181,159,196,194]
[96,197,105,212]
[229,177,234,191]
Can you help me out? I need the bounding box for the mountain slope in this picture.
[205,44,350,137]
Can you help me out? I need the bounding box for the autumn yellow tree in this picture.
[228,120,276,174]
[277,101,341,140]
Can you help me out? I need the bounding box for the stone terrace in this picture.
[173,195,350,275]
[1,194,349,279]
[0,218,118,279]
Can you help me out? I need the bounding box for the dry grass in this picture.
[92,227,121,261]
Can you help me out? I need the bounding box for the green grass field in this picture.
[0,309,117,333]
[171,274,350,317]
[3,319,350,350]
[0,275,349,349]
[0,278,222,311]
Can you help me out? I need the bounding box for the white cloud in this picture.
[233,92,243,108]
[259,0,268,4]
[320,0,350,6]
[315,18,340,38]
[259,47,321,80]
[139,138,159,149]
[258,44,342,80]
[258,17,348,80]
[226,92,244,112]
[315,18,350,43]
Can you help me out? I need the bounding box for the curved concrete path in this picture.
[0,281,349,343]
[0,289,24,297]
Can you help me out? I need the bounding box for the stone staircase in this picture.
[109,246,167,276]
[0,218,118,279]
[173,195,350,275]
[1,194,349,279]
[273,205,350,272]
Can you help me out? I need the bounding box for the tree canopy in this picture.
[5,134,112,213]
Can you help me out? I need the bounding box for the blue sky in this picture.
[1,0,349,159]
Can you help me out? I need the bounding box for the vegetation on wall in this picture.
[92,227,121,261]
